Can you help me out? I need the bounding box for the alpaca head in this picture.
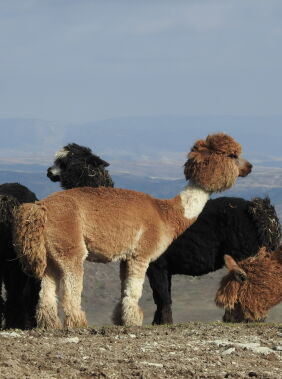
[215,251,269,323]
[47,143,114,190]
[184,133,252,193]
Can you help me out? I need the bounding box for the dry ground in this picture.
[1,323,282,378]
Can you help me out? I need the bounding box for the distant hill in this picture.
[1,116,282,167]
[0,164,281,220]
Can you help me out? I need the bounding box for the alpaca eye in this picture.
[228,154,238,159]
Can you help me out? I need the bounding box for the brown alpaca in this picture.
[13,133,251,329]
[215,247,282,322]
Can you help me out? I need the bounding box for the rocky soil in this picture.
[0,322,282,378]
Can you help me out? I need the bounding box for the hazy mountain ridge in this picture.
[1,116,282,164]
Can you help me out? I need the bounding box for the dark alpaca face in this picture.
[47,143,110,183]
[184,133,252,192]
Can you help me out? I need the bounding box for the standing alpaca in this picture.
[147,196,281,324]
[47,143,114,189]
[13,133,252,328]
[0,183,39,329]
[215,247,282,322]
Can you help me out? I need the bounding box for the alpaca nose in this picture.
[47,167,53,178]
[246,162,253,174]
[239,160,252,177]
[47,167,60,182]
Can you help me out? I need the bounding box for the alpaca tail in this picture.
[13,202,47,279]
[248,197,281,251]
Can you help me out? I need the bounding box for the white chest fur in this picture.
[179,184,210,220]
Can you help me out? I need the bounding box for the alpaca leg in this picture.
[0,267,3,329]
[23,277,41,329]
[113,258,149,326]
[36,267,61,329]
[61,263,87,328]
[147,263,173,325]
[112,260,127,325]
[3,260,28,329]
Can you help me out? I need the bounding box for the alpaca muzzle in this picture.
[47,167,60,182]
[238,160,252,177]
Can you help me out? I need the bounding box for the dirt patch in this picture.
[0,323,282,378]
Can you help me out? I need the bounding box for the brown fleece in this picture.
[215,246,282,321]
[20,188,194,264]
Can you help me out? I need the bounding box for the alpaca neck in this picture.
[179,182,210,220]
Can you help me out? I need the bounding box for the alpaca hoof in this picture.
[152,305,173,325]
[121,300,144,326]
[64,311,88,328]
[152,308,173,325]
[160,308,173,324]
[36,308,62,329]
[112,300,143,326]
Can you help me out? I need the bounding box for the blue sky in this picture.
[0,0,282,123]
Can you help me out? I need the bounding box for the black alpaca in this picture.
[147,196,281,324]
[47,143,114,189]
[0,183,39,329]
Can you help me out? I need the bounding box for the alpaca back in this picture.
[157,197,281,276]
[13,203,47,279]
[0,183,38,257]
[161,197,258,275]
[248,197,281,251]
[0,183,37,204]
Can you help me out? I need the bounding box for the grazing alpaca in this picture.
[13,133,252,328]
[0,183,39,329]
[147,196,281,324]
[47,143,114,189]
[215,247,282,322]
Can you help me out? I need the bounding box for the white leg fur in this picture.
[36,270,62,329]
[122,277,144,326]
[113,259,149,326]
[61,266,87,328]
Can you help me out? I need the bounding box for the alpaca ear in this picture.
[86,155,110,167]
[224,255,247,283]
